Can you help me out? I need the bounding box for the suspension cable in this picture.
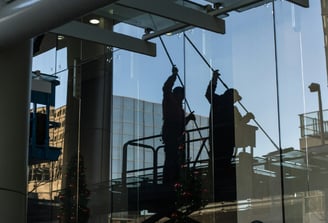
[183,33,280,151]
[159,36,188,93]
[159,36,175,68]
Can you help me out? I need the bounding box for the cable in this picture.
[159,36,194,112]
[183,34,215,73]
[149,15,210,162]
[183,33,228,90]
[159,35,209,154]
[272,2,286,222]
[183,33,280,151]
[159,36,189,92]
[159,36,175,67]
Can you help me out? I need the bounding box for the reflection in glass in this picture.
[22,1,328,223]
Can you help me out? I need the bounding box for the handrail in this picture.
[121,127,209,187]
[120,124,259,187]
[122,139,157,186]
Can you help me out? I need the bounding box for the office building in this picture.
[2,0,328,222]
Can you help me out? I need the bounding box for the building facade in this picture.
[1,0,328,223]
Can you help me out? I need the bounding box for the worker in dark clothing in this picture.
[162,66,195,185]
[205,71,254,201]
[205,71,254,166]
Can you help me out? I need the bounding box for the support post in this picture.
[0,40,32,223]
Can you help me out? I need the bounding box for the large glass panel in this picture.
[25,1,326,223]
[28,45,70,222]
[276,1,328,223]
[112,5,261,222]
[183,3,281,222]
[28,32,113,222]
[109,1,327,223]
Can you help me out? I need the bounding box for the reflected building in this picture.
[299,109,328,149]
[2,0,328,223]
[28,97,328,222]
[27,105,66,222]
[27,99,328,222]
[27,96,208,201]
[28,106,66,200]
[112,95,209,180]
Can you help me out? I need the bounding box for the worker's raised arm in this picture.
[163,66,178,94]
[205,70,219,104]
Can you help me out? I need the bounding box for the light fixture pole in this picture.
[309,82,325,145]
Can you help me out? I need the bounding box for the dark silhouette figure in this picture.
[162,66,195,185]
[205,71,254,166]
[205,71,254,201]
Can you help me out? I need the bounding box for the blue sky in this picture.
[112,1,327,156]
[32,47,68,108]
[32,0,327,157]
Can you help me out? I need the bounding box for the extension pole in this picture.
[183,33,228,89]
[159,35,209,154]
[183,33,280,151]
[159,36,194,115]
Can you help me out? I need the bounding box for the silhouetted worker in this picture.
[205,71,254,166]
[205,71,254,202]
[162,66,195,185]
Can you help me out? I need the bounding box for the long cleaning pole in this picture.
[159,35,210,154]
[184,33,280,151]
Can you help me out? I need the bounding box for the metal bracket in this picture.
[51,21,156,57]
[287,0,309,8]
[117,0,225,35]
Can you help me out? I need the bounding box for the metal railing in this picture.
[121,127,210,187]
[299,110,328,138]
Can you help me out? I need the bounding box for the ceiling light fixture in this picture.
[89,18,100,25]
[57,35,64,40]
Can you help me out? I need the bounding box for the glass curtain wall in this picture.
[111,1,328,223]
[28,33,109,222]
[28,41,71,222]
[26,1,328,223]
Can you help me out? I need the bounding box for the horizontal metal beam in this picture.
[118,0,225,35]
[0,0,119,49]
[142,23,189,41]
[213,0,263,14]
[51,21,156,57]
[207,0,309,8]
[142,0,309,40]
[143,0,263,41]
[287,0,309,7]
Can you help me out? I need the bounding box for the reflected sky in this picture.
[31,1,328,157]
[32,47,68,108]
[113,1,328,156]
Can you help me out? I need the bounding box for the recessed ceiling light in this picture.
[57,35,64,40]
[89,18,100,25]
